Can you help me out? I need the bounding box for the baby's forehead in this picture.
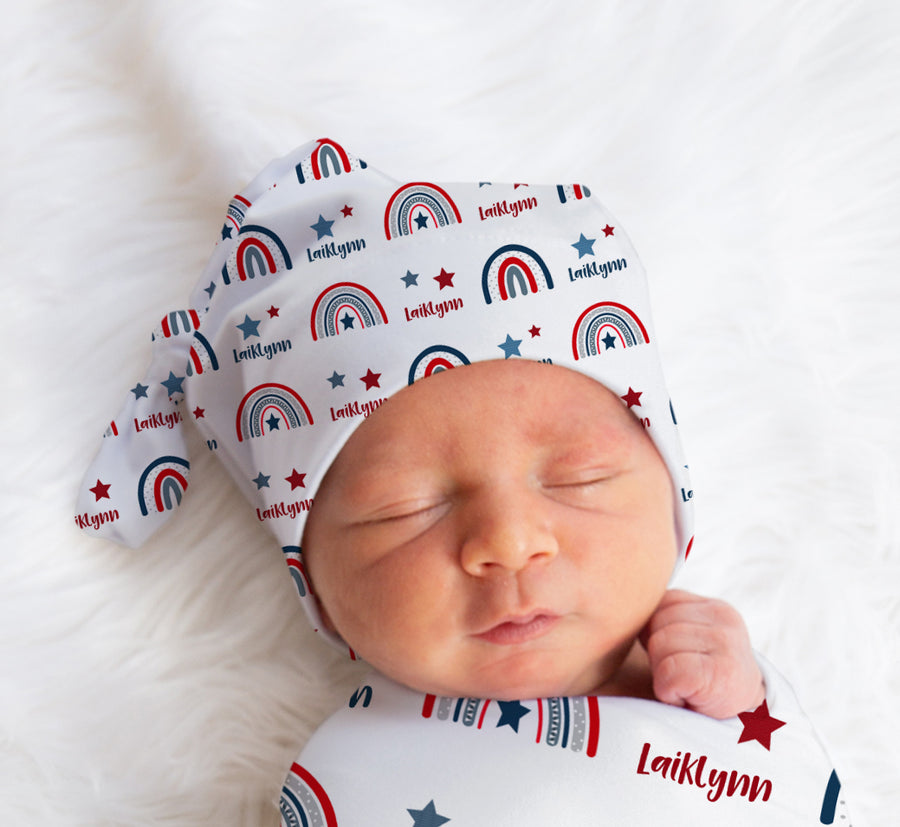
[323,361,646,477]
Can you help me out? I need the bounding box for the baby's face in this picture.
[304,360,677,700]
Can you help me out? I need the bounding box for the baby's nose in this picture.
[458,488,559,576]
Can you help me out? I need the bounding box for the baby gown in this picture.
[280,657,849,826]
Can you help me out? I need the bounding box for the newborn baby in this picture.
[76,138,850,825]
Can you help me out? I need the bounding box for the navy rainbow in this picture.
[221,225,292,285]
[186,331,219,376]
[572,301,650,360]
[408,345,470,384]
[280,763,338,827]
[235,383,313,442]
[556,183,592,204]
[420,694,600,758]
[138,455,189,516]
[384,182,462,239]
[282,546,310,599]
[224,194,252,233]
[295,137,366,184]
[482,244,553,304]
[310,281,388,341]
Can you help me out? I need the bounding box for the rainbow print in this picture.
[235,383,313,442]
[280,763,338,827]
[482,244,554,304]
[420,694,600,758]
[185,331,219,376]
[137,455,189,516]
[408,345,470,384]
[295,137,367,184]
[224,193,252,233]
[310,281,389,341]
[157,309,201,338]
[282,546,310,599]
[221,225,292,285]
[571,301,650,360]
[556,183,592,204]
[384,182,462,239]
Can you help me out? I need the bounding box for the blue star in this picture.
[160,372,185,396]
[236,314,261,339]
[266,413,281,431]
[310,214,335,239]
[204,281,216,299]
[407,800,450,826]
[498,334,522,359]
[221,224,233,240]
[327,371,345,388]
[252,472,270,489]
[572,232,596,258]
[413,211,429,229]
[478,181,492,187]
[496,700,530,732]
[340,312,355,330]
[602,332,617,349]
[401,270,419,288]
[130,382,149,399]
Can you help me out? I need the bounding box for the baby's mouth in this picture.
[473,612,560,645]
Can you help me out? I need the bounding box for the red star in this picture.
[267,305,280,318]
[434,268,455,290]
[360,368,381,390]
[603,224,615,237]
[285,469,307,490]
[341,204,353,217]
[621,387,643,408]
[89,480,111,501]
[528,325,541,338]
[192,406,205,419]
[737,700,786,750]
[513,183,529,188]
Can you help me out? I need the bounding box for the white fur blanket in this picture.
[2,1,898,824]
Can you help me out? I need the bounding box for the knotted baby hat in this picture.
[76,137,694,652]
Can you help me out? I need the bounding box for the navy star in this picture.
[602,332,617,350]
[204,282,216,299]
[221,224,233,239]
[413,211,429,229]
[161,372,185,396]
[407,800,450,827]
[130,382,149,399]
[266,413,281,431]
[496,700,530,732]
[572,232,596,258]
[252,472,270,490]
[327,371,345,388]
[310,213,335,239]
[478,181,492,187]
[401,270,419,288]
[340,312,356,330]
[236,314,261,339]
[498,334,522,359]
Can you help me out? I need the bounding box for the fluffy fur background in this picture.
[2,1,898,824]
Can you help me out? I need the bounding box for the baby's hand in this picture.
[640,589,765,720]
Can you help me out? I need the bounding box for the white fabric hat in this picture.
[76,138,694,654]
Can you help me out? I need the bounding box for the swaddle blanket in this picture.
[282,657,849,826]
[76,137,693,653]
